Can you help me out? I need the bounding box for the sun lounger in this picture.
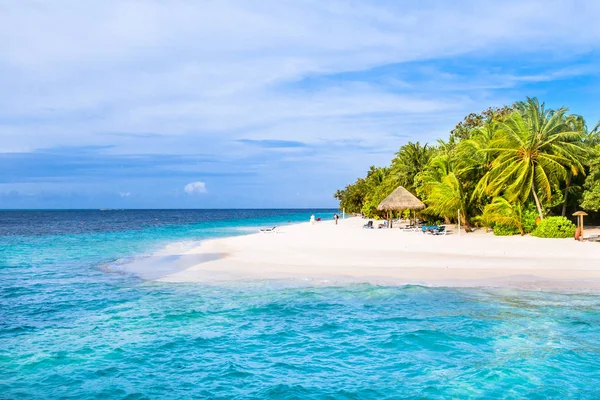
[259,226,277,233]
[432,226,447,235]
[363,221,374,229]
[420,225,448,235]
[422,225,438,234]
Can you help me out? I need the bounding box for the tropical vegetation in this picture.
[334,98,600,236]
[531,217,577,239]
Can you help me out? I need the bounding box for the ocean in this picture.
[1,209,600,399]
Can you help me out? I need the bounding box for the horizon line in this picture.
[0,207,340,211]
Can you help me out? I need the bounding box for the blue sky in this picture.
[2,0,600,209]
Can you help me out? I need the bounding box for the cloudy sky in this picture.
[2,0,600,209]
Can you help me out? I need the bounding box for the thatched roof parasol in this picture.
[377,186,425,211]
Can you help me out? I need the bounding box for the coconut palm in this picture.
[423,172,473,231]
[413,139,456,196]
[481,197,525,235]
[388,142,435,192]
[455,121,498,201]
[416,154,451,193]
[559,115,596,215]
[482,98,587,219]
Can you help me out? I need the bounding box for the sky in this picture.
[2,0,600,209]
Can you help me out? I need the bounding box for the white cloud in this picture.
[2,1,599,139]
[184,181,207,194]
[119,192,131,198]
[1,0,600,203]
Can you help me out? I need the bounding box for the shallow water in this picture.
[2,210,600,398]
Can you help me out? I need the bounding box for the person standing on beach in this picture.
[334,214,339,225]
[310,214,315,225]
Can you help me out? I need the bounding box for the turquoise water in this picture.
[2,210,600,398]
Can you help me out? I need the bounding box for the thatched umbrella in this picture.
[377,186,425,228]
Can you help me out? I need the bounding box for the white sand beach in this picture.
[155,217,600,291]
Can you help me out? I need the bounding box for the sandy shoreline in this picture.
[121,217,600,292]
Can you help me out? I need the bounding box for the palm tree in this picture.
[482,98,587,220]
[559,115,593,216]
[455,121,497,201]
[482,197,525,235]
[416,153,451,194]
[389,142,435,192]
[423,172,473,231]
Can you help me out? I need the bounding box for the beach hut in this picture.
[573,211,588,241]
[377,186,426,228]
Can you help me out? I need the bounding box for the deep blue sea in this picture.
[2,209,600,399]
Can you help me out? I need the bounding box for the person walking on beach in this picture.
[334,213,339,225]
[310,214,315,225]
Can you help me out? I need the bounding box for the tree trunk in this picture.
[531,182,544,220]
[561,173,572,217]
[460,211,473,233]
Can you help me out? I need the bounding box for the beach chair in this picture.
[432,226,447,235]
[422,225,438,234]
[259,226,277,233]
[363,221,374,229]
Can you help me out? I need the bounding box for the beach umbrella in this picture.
[377,186,426,228]
[573,211,588,242]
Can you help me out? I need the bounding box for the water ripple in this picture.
[3,210,600,398]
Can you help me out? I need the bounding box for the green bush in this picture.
[521,204,538,234]
[493,224,520,236]
[361,202,378,218]
[531,216,576,238]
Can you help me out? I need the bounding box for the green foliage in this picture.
[482,199,539,236]
[334,97,599,232]
[581,180,600,211]
[361,201,379,218]
[450,105,515,141]
[521,204,539,234]
[388,142,435,193]
[493,224,521,236]
[334,166,390,214]
[334,181,366,214]
[481,98,587,219]
[482,197,524,235]
[415,153,451,199]
[581,145,600,211]
[422,172,471,226]
[531,216,576,238]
